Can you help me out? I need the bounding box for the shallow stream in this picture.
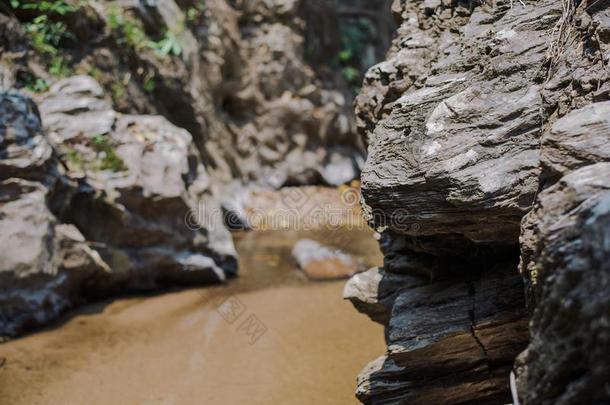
[0,227,383,404]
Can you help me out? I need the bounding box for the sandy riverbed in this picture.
[0,228,384,404]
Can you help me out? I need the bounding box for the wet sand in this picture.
[0,228,384,404]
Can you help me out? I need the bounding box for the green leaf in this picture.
[339,49,352,62]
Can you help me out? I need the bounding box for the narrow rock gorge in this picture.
[0,0,609,404]
[346,0,610,403]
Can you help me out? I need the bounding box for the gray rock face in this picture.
[346,263,528,404]
[361,0,559,245]
[0,82,236,336]
[518,103,610,404]
[0,93,108,335]
[349,0,610,403]
[8,0,384,190]
[42,76,237,286]
[344,266,425,325]
[539,102,610,181]
[0,0,395,336]
[1,0,396,198]
[0,94,53,180]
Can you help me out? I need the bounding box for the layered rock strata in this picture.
[348,0,610,403]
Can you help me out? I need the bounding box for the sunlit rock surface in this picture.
[0,86,235,336]
[0,0,395,336]
[349,0,610,403]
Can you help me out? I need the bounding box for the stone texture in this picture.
[539,101,610,181]
[0,0,395,336]
[0,85,236,336]
[517,102,610,405]
[41,76,237,286]
[360,0,560,245]
[344,266,426,325]
[348,263,528,405]
[10,0,390,191]
[0,93,108,335]
[0,93,53,180]
[349,0,610,404]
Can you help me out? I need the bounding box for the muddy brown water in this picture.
[0,228,384,405]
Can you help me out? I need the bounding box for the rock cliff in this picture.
[348,0,610,403]
[0,0,393,336]
[2,0,393,188]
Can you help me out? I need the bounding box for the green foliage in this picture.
[11,1,80,78]
[338,49,353,63]
[64,147,85,168]
[88,67,104,82]
[339,19,374,65]
[10,0,78,14]
[107,6,149,50]
[186,1,206,23]
[23,74,49,92]
[110,82,126,101]
[337,19,375,87]
[64,136,127,173]
[143,74,156,93]
[25,15,72,54]
[91,134,127,172]
[107,6,182,58]
[149,31,182,57]
[49,56,70,76]
[341,66,359,83]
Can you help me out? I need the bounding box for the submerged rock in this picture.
[292,239,360,280]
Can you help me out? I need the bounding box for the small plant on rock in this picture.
[186,1,206,23]
[10,1,79,78]
[9,0,78,14]
[23,73,49,92]
[91,134,127,172]
[107,6,149,51]
[149,31,182,57]
[337,18,375,92]
[107,6,182,58]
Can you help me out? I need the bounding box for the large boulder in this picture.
[0,93,108,335]
[346,262,528,404]
[39,76,237,288]
[0,79,237,336]
[361,0,559,245]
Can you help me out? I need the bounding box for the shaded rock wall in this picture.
[348,0,610,403]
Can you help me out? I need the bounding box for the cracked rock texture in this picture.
[348,0,610,403]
